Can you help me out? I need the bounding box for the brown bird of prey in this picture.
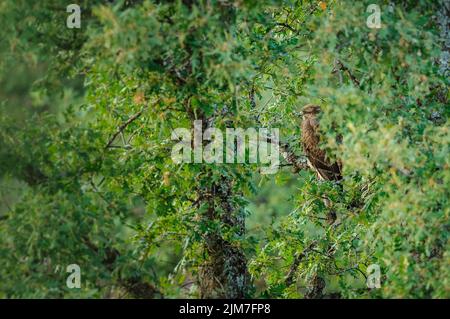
[301,104,342,225]
[301,104,342,182]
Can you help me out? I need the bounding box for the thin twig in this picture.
[285,241,317,286]
[332,59,361,87]
[248,86,310,173]
[105,99,159,149]
[275,22,298,33]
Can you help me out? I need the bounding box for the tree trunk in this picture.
[198,174,250,298]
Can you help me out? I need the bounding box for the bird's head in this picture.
[301,104,322,119]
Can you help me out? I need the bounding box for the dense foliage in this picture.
[0,0,448,298]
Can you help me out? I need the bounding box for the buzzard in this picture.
[301,104,342,182]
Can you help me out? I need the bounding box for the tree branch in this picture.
[332,59,361,87]
[105,99,159,149]
[80,235,162,298]
[285,241,317,287]
[248,84,309,173]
